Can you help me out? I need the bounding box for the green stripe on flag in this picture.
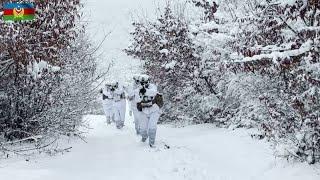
[3,15,35,21]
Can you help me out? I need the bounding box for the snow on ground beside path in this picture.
[0,114,319,180]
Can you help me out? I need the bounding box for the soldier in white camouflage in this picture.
[137,75,163,147]
[100,83,115,124]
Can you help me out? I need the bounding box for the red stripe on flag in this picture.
[3,8,35,15]
[3,9,13,15]
[24,8,35,15]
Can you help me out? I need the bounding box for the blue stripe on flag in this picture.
[4,3,34,9]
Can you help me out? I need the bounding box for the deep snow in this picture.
[0,114,319,180]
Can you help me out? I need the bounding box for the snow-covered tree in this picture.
[229,0,320,164]
[126,3,200,123]
[0,0,98,153]
[126,0,320,163]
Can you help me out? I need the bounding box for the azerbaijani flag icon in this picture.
[3,2,35,21]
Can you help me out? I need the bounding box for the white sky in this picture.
[84,0,165,85]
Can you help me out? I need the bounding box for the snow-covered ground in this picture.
[0,114,319,180]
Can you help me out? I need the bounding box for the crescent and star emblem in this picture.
[13,7,24,18]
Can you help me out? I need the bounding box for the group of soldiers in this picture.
[100,74,163,147]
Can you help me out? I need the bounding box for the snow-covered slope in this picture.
[0,115,319,180]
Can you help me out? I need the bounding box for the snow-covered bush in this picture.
[187,0,232,124]
[126,0,320,164]
[0,0,98,153]
[188,0,320,163]
[229,0,320,164]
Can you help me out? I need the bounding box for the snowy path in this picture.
[1,114,319,180]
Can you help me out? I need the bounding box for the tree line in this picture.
[125,0,320,164]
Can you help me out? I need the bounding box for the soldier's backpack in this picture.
[153,93,164,108]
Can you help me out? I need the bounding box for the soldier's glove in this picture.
[137,102,143,112]
[103,94,108,100]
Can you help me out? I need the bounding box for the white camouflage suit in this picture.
[113,86,126,129]
[101,86,114,124]
[138,83,161,146]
